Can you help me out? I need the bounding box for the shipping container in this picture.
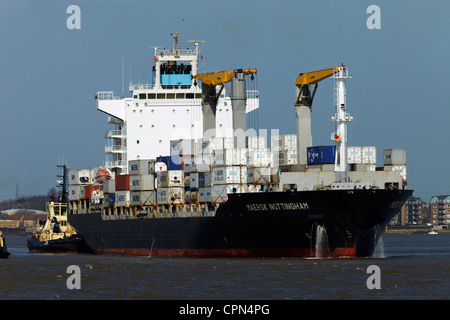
[307,146,336,165]
[212,166,240,185]
[129,159,156,175]
[198,172,212,187]
[195,138,211,156]
[108,193,115,208]
[384,165,407,181]
[193,154,211,172]
[271,134,297,151]
[383,149,406,165]
[103,180,115,193]
[156,155,182,170]
[211,185,227,203]
[130,174,155,191]
[115,190,130,207]
[210,137,234,150]
[68,185,81,201]
[362,146,377,164]
[69,169,93,185]
[157,187,184,205]
[247,149,271,167]
[157,170,183,188]
[154,162,168,172]
[246,136,267,150]
[199,187,212,202]
[130,190,156,206]
[240,166,248,184]
[170,139,195,157]
[248,167,271,184]
[190,172,199,189]
[82,185,102,199]
[273,150,298,166]
[347,146,362,164]
[115,174,131,191]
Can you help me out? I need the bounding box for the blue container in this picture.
[307,146,335,165]
[156,155,182,170]
[108,193,115,207]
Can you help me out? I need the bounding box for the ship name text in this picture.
[246,202,309,212]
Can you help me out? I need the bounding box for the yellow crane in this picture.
[295,66,343,106]
[191,68,257,147]
[191,68,257,86]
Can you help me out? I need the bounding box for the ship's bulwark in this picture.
[68,189,412,258]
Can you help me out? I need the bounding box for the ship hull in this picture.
[27,236,93,254]
[68,189,412,258]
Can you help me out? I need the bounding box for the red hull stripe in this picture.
[97,247,357,258]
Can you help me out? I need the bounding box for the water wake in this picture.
[315,225,330,258]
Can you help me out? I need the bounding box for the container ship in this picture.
[67,33,412,258]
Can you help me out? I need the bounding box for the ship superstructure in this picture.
[97,32,259,175]
[67,34,412,258]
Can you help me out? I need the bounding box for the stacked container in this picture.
[347,146,377,171]
[271,134,298,166]
[383,149,407,182]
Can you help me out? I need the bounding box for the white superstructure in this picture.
[96,33,259,174]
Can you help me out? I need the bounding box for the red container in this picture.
[115,174,131,191]
[83,185,102,199]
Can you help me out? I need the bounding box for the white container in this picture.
[130,190,156,206]
[195,139,211,156]
[115,190,130,207]
[271,134,297,151]
[68,185,81,201]
[247,149,270,167]
[248,167,271,185]
[170,139,195,157]
[155,162,168,172]
[157,171,183,188]
[157,171,169,188]
[157,188,169,204]
[157,187,183,204]
[347,146,362,164]
[103,180,115,193]
[130,174,155,191]
[211,185,227,203]
[69,169,93,185]
[246,136,267,150]
[240,166,248,184]
[383,149,406,165]
[199,187,212,202]
[384,165,407,181]
[212,166,240,185]
[129,159,155,175]
[362,146,377,164]
[190,172,199,189]
[169,187,184,204]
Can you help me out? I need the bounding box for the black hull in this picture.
[68,189,412,258]
[0,249,10,259]
[27,236,93,254]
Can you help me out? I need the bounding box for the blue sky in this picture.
[0,0,449,202]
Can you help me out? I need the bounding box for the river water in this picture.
[0,233,449,301]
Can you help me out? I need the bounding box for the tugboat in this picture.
[27,200,92,253]
[0,231,11,259]
[27,164,92,254]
